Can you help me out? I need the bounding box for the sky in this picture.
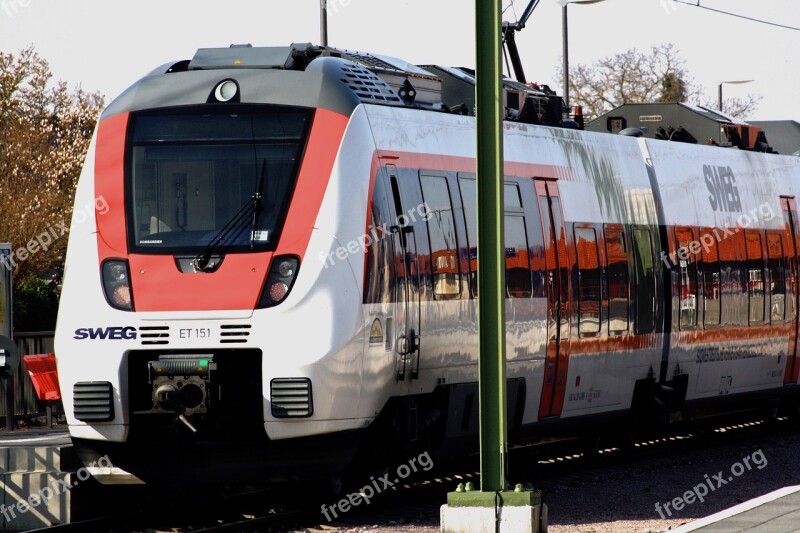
[1,0,799,121]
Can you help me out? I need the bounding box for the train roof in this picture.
[102,43,569,129]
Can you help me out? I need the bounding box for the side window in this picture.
[767,231,787,323]
[363,180,393,304]
[700,228,721,326]
[420,175,461,298]
[632,228,655,334]
[675,227,698,329]
[575,227,601,337]
[458,176,478,297]
[723,232,746,327]
[605,225,629,335]
[745,230,765,324]
[504,183,531,298]
[505,216,532,297]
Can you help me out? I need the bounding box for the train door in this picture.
[386,165,421,381]
[536,179,572,418]
[781,196,799,384]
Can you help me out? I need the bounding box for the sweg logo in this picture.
[73,327,137,340]
[704,164,742,212]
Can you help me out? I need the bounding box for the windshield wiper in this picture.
[249,160,267,251]
[192,161,268,273]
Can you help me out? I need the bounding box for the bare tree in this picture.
[0,46,104,285]
[560,44,760,121]
[712,94,763,121]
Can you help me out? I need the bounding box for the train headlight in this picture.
[257,256,299,308]
[101,259,134,311]
[212,79,239,103]
[277,259,295,277]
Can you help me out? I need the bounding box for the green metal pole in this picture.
[475,0,507,493]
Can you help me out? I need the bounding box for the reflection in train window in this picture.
[605,225,629,335]
[363,178,394,305]
[575,227,601,336]
[504,183,522,210]
[745,230,765,324]
[632,228,655,334]
[420,175,461,299]
[767,232,786,323]
[675,227,698,329]
[721,234,744,327]
[701,229,721,326]
[505,215,532,298]
[458,177,478,297]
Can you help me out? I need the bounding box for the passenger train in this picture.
[54,43,800,484]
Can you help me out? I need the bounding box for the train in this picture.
[54,42,800,485]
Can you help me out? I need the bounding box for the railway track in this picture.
[34,411,799,532]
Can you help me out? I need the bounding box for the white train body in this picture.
[54,45,800,484]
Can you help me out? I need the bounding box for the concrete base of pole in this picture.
[440,489,547,533]
[440,503,548,533]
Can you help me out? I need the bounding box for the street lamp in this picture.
[718,80,753,112]
[556,0,607,110]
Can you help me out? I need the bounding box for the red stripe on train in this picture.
[95,112,130,257]
[374,150,575,180]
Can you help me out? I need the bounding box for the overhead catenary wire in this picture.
[503,0,517,17]
[671,0,800,32]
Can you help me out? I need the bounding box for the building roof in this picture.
[749,120,800,155]
[589,102,745,127]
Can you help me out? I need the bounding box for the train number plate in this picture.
[179,328,212,339]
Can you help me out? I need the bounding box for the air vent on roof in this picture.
[340,63,403,103]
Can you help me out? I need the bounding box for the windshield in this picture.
[127,107,311,254]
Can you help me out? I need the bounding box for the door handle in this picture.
[408,328,420,353]
[397,335,409,355]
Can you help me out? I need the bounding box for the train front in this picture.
[54,45,374,484]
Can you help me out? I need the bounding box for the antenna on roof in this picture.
[320,0,329,46]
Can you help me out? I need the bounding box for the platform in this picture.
[0,428,79,531]
[671,485,800,532]
[0,428,70,447]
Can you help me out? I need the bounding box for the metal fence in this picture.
[0,332,56,425]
